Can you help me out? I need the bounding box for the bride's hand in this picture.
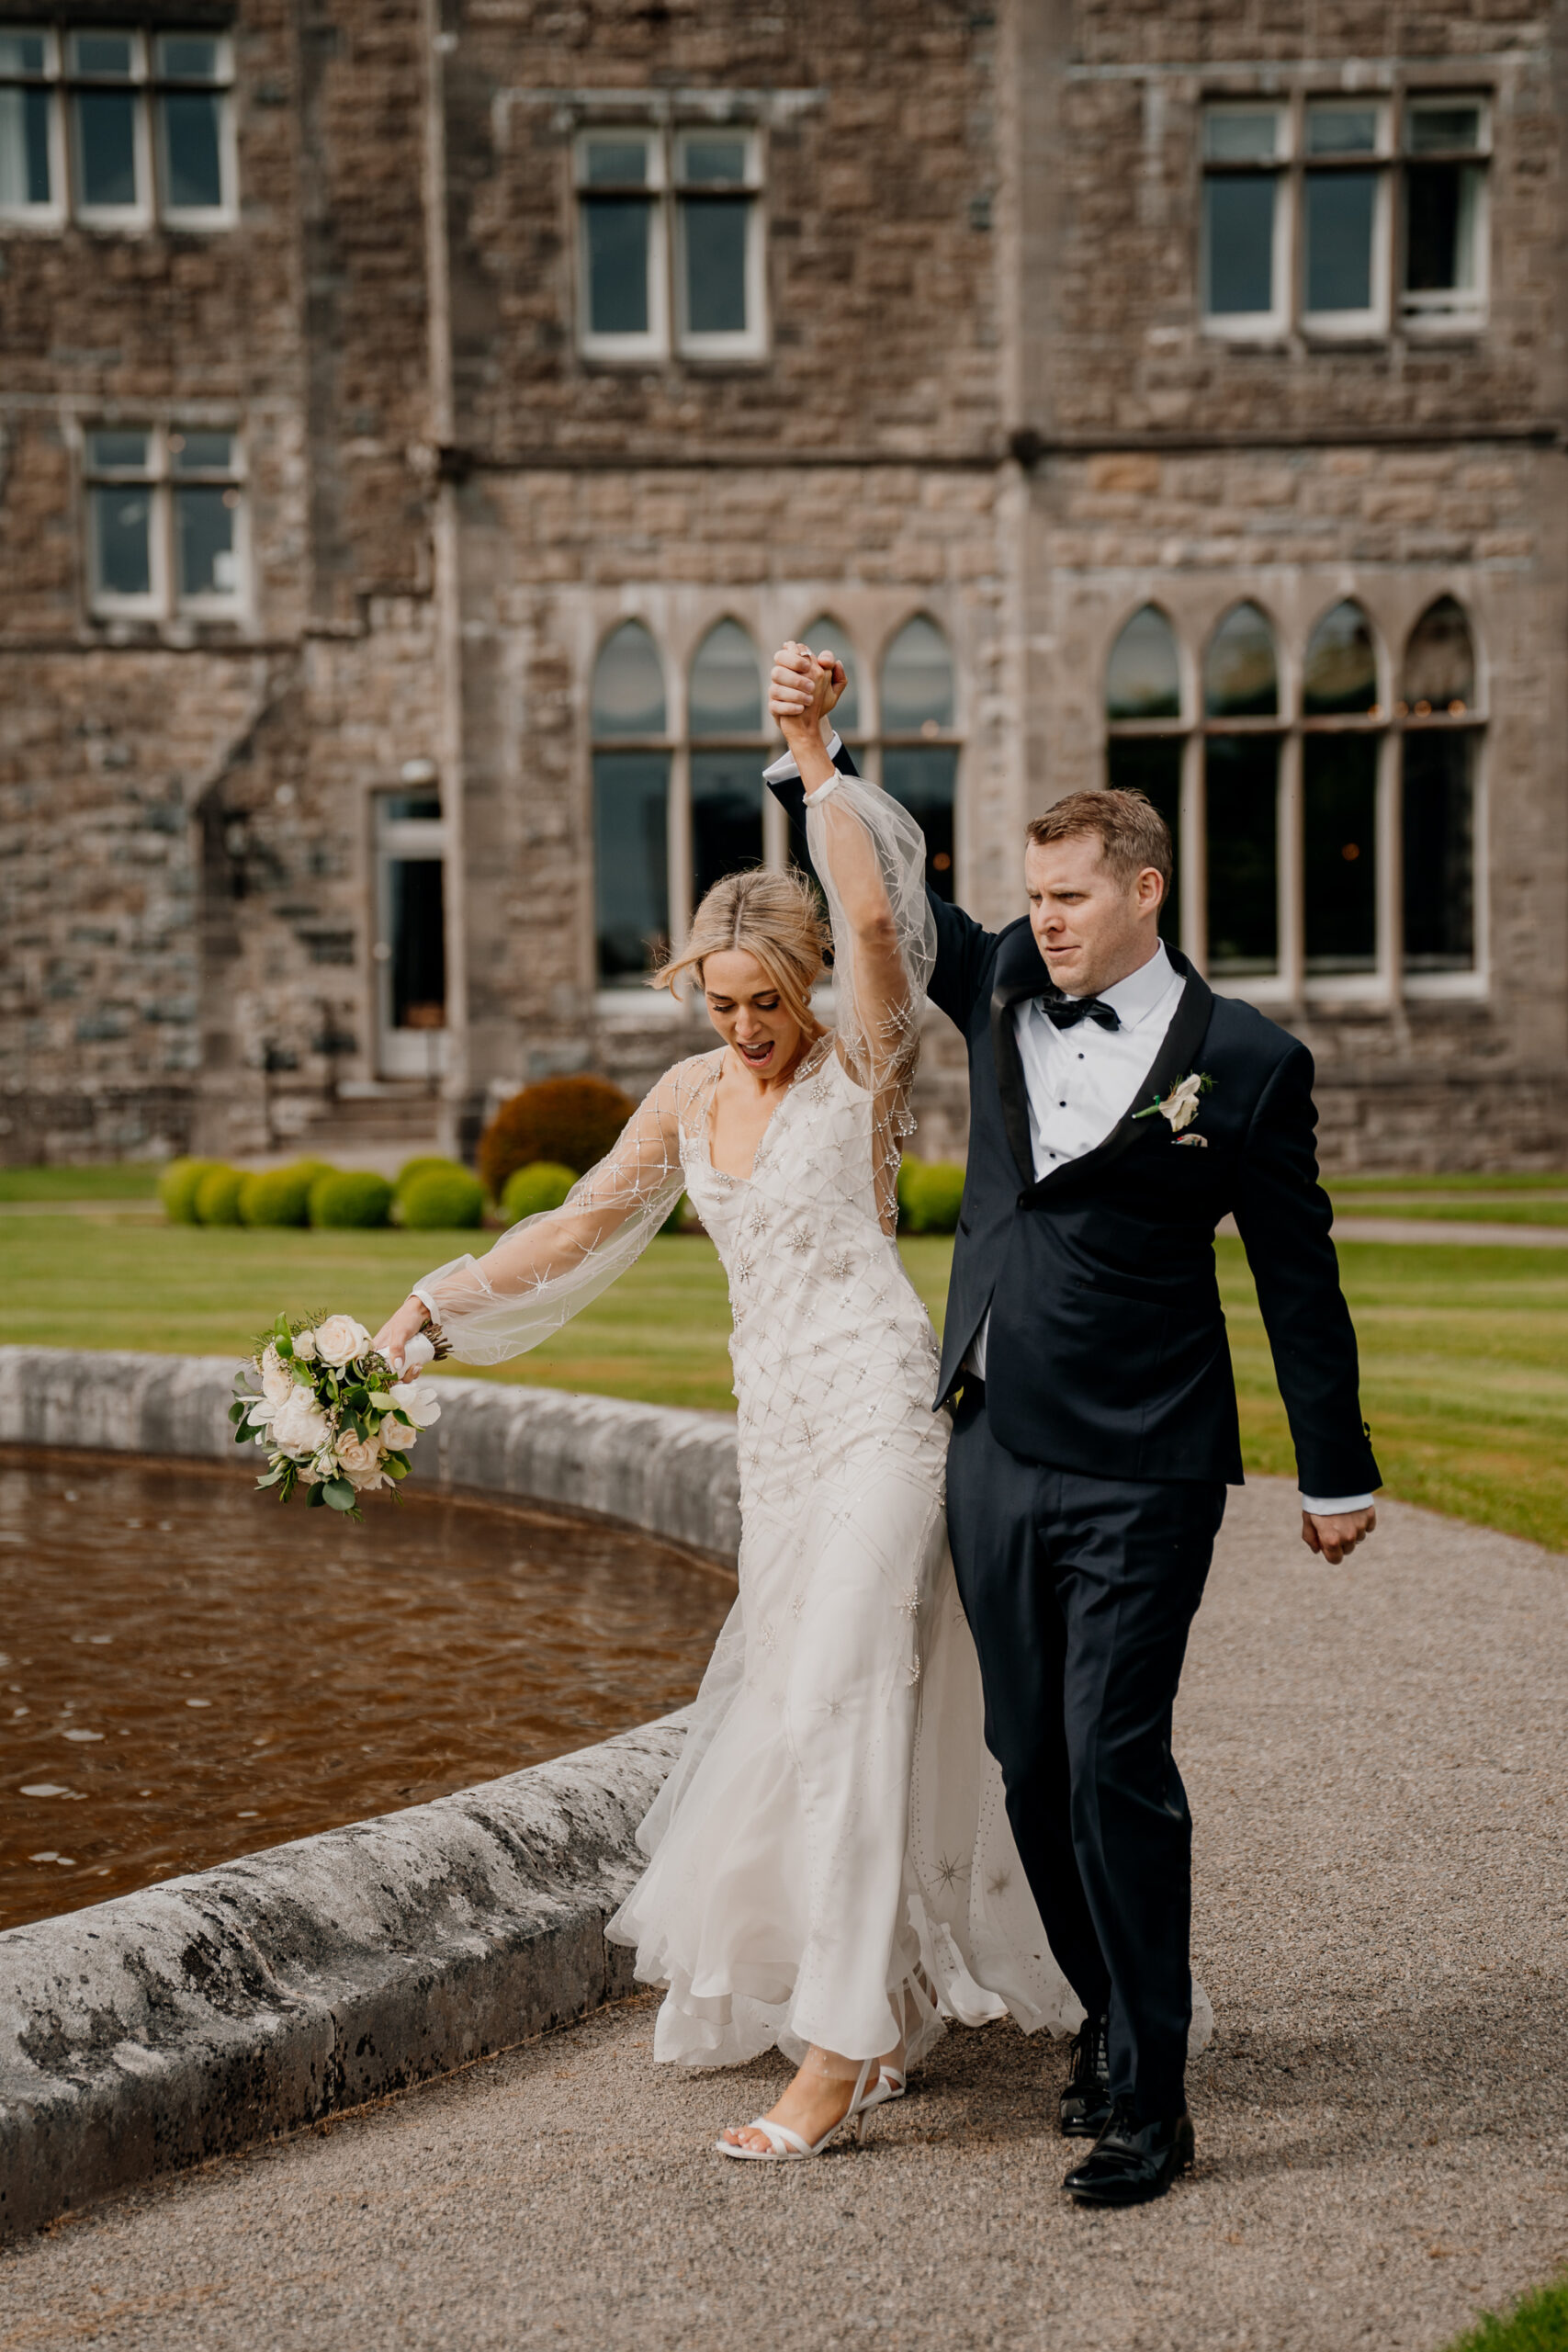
[770,641,845,745]
[373,1296,428,1374]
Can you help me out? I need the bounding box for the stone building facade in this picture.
[2,0,1563,1170]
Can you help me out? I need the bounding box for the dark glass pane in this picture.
[1204,110,1280,164]
[1405,163,1481,293]
[1403,731,1474,971]
[389,860,446,1029]
[583,197,650,335]
[86,429,148,470]
[171,430,233,472]
[582,139,647,187]
[1105,605,1179,720]
[0,33,49,74]
[592,620,666,735]
[1205,734,1279,975]
[1305,105,1378,156]
[1203,602,1278,718]
[76,88,138,207]
[1406,104,1483,156]
[73,34,134,75]
[593,752,669,984]
[0,85,51,204]
[682,196,748,334]
[689,619,761,735]
[1204,175,1275,314]
[162,89,221,208]
[800,617,860,733]
[1402,596,1475,715]
[691,750,763,906]
[682,137,746,184]
[175,484,235,597]
[1304,170,1376,312]
[881,616,954,731]
[882,746,957,903]
[156,36,221,81]
[1107,736,1181,945]
[91,484,152,594]
[1304,732,1378,973]
[382,792,440,821]
[1303,599,1379,715]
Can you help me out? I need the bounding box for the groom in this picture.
[766,643,1379,2207]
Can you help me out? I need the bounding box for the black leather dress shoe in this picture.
[1059,2015,1112,2139]
[1063,2103,1195,2207]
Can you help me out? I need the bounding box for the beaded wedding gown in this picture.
[412,772,1153,2075]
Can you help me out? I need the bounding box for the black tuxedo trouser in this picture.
[946,1384,1226,2121]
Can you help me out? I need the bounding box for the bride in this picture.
[373,644,1082,2160]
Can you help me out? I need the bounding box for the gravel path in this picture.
[3,1477,1565,2352]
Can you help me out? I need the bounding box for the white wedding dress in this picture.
[412,773,1205,2075]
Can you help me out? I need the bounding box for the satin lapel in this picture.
[1023,953,1216,1203]
[988,926,1053,1185]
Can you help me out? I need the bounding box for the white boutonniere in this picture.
[1134,1070,1214,1145]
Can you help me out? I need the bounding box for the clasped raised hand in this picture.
[770,640,846,749]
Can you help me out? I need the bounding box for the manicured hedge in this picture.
[478,1075,634,1202]
[400,1165,486,1230]
[193,1165,246,1227]
[238,1165,316,1228]
[309,1170,394,1229]
[501,1160,578,1223]
[395,1155,459,1200]
[897,1156,966,1236]
[159,1158,222,1223]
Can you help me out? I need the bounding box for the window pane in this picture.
[592,619,665,735]
[0,85,51,206]
[689,619,761,734]
[682,195,748,334]
[1204,175,1276,315]
[682,137,746,184]
[592,751,669,984]
[582,138,648,187]
[1406,103,1483,156]
[156,35,221,81]
[71,33,135,76]
[1303,600,1378,714]
[86,428,149,471]
[1107,736,1181,945]
[91,483,152,595]
[1405,163,1481,294]
[691,750,763,905]
[583,197,650,335]
[1205,735,1279,975]
[1403,731,1474,971]
[75,88,139,207]
[0,31,48,74]
[800,618,860,733]
[388,860,446,1029]
[1204,109,1280,163]
[1304,170,1377,311]
[162,89,222,208]
[1105,605,1179,720]
[1203,601,1278,718]
[171,430,233,472]
[882,747,957,903]
[1305,105,1379,156]
[175,484,235,597]
[881,616,954,731]
[1304,733,1378,973]
[1402,595,1475,715]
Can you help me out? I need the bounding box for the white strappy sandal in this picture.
[716,2057,893,2162]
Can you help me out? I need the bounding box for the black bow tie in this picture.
[1039,990,1121,1033]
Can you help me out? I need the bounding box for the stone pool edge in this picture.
[0,1347,741,2241]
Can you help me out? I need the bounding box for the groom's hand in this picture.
[1301,1506,1377,1565]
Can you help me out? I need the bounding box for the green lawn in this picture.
[2,1214,1565,1554]
[0,1163,163,1201]
[1330,1196,1568,1227]
[1446,2278,1568,2352]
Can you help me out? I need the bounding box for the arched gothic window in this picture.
[880,616,960,900]
[592,621,670,987]
[1400,598,1481,973]
[1202,604,1284,978]
[799,615,861,734]
[688,619,766,909]
[1302,600,1382,978]
[1104,606,1185,944]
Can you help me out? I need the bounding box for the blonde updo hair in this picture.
[652,865,829,1037]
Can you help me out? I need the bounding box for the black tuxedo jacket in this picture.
[769,747,1380,1496]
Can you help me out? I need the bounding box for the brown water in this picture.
[0,1447,734,1932]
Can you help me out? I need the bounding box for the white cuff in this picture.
[1300,1492,1376,1515]
[762,729,841,784]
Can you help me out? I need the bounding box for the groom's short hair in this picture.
[1026,789,1173,896]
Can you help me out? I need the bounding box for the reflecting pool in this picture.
[1,1447,733,1931]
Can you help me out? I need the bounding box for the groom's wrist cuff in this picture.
[762,729,842,784]
[1300,1491,1375,1514]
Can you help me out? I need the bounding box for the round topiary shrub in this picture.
[898,1159,966,1236]
[478,1075,635,1203]
[159,1158,221,1224]
[501,1160,578,1224]
[394,1154,459,1201]
[400,1165,486,1230]
[193,1165,246,1226]
[238,1165,314,1228]
[309,1170,394,1229]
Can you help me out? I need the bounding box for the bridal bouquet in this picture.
[231,1311,444,1521]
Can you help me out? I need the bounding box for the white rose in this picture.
[333,1429,389,1491]
[259,1343,294,1405]
[389,1377,441,1431]
[291,1328,319,1364]
[314,1315,372,1370]
[270,1387,332,1455]
[1160,1073,1204,1134]
[381,1417,417,1452]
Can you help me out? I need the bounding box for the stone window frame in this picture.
[1200,83,1492,347]
[572,116,769,368]
[80,419,249,627]
[0,23,237,234]
[1102,591,1488,1008]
